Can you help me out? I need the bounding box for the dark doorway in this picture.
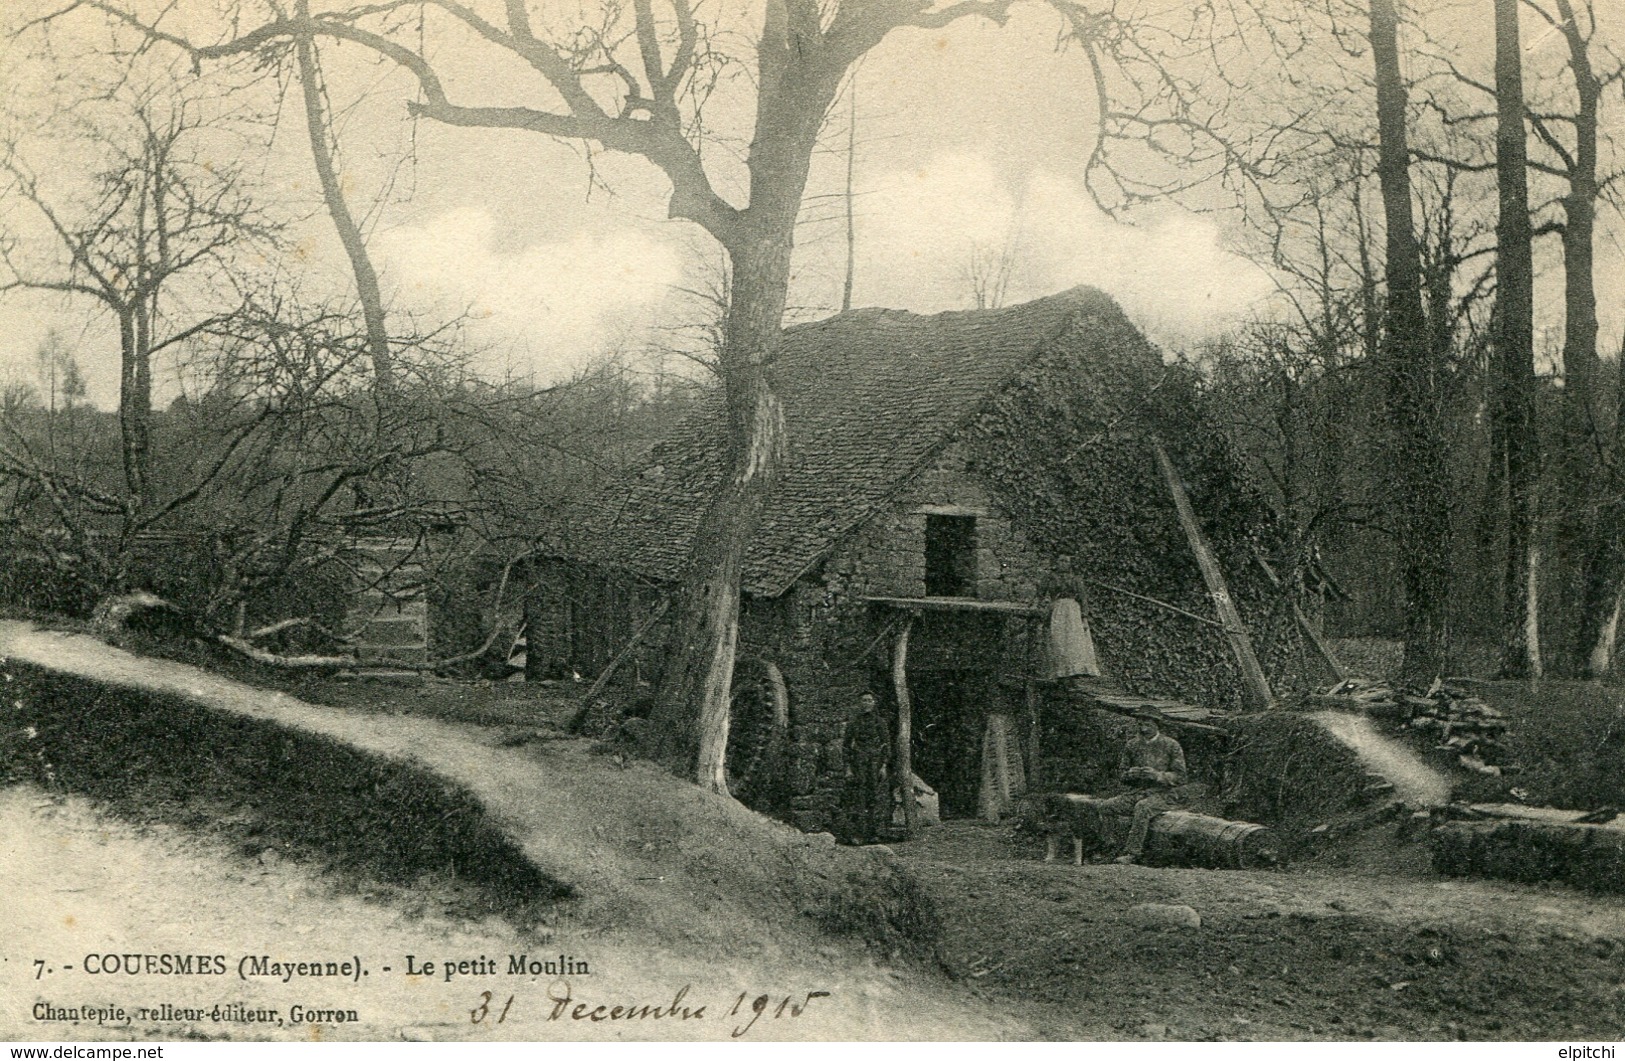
[924,515,977,597]
[908,669,987,818]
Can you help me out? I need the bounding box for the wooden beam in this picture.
[1083,577,1225,629]
[892,615,919,837]
[865,595,1046,616]
[914,504,988,517]
[1253,550,1347,684]
[1152,439,1276,710]
[582,598,670,702]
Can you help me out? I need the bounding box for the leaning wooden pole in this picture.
[892,615,919,837]
[1254,550,1346,684]
[582,598,671,703]
[1153,440,1276,710]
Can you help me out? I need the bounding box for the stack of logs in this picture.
[1315,677,1515,777]
[1429,804,1625,894]
[1315,682,1625,891]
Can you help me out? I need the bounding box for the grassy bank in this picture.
[1,656,569,923]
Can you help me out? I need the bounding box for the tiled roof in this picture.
[561,286,1147,596]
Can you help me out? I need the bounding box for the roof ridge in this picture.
[556,286,1141,595]
[785,284,1107,337]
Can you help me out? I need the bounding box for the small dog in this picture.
[1020,792,1103,866]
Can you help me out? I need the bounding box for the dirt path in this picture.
[0,623,1025,1042]
[1312,710,1452,805]
[7,622,1625,1042]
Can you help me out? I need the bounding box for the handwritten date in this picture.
[470,982,830,1037]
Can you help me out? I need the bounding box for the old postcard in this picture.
[1,0,1623,1046]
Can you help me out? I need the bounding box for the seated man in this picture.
[1097,719,1207,865]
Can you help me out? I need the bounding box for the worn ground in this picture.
[902,820,1625,1040]
[3,624,1624,1041]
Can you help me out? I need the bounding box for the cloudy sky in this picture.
[0,0,1597,410]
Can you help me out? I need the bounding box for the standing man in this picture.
[1097,719,1206,864]
[842,692,890,843]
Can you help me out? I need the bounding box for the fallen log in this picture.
[1148,811,1280,869]
[1024,794,1278,869]
[1430,818,1625,893]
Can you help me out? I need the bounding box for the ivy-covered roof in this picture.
[560,286,1151,596]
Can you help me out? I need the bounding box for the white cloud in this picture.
[852,152,1274,340]
[375,207,683,381]
[1021,170,1276,339]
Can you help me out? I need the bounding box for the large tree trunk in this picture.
[1369,0,1453,684]
[1579,352,1625,678]
[646,247,788,791]
[1552,0,1608,676]
[644,5,841,791]
[1493,0,1540,679]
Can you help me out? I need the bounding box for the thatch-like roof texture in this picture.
[560,286,1160,596]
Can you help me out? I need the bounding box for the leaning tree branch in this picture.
[294,5,394,386]
[216,634,354,669]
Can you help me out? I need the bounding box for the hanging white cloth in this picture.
[1047,597,1102,678]
[979,711,1028,821]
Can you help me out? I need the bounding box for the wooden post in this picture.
[1153,440,1276,710]
[892,615,918,837]
[763,660,790,728]
[1024,678,1042,791]
[1254,550,1347,684]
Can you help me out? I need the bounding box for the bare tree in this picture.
[1522,0,1625,677]
[1368,0,1454,683]
[31,329,89,465]
[0,91,274,572]
[291,0,394,390]
[1489,0,1540,678]
[964,229,1018,310]
[162,292,516,650]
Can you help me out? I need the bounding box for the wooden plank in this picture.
[1153,439,1275,710]
[1468,803,1625,831]
[866,595,1047,616]
[1085,696,1231,736]
[892,617,918,837]
[1091,694,1224,721]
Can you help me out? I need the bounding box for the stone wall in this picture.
[743,442,1059,834]
[736,585,860,832]
[832,442,1047,604]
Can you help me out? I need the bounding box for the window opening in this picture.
[924,514,977,597]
